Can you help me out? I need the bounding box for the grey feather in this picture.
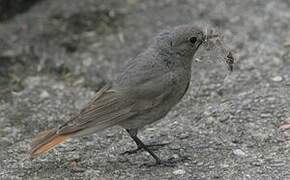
[38,25,205,140]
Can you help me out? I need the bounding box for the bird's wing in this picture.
[57,73,173,137]
[117,71,175,111]
[57,84,137,136]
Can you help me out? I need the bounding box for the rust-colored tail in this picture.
[30,128,71,158]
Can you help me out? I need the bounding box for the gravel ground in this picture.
[0,0,290,179]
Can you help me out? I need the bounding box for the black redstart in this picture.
[31,25,219,164]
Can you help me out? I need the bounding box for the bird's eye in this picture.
[189,37,197,44]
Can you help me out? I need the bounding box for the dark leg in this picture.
[122,142,169,155]
[122,128,169,155]
[125,129,162,164]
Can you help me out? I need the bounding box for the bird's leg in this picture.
[121,129,142,155]
[142,142,169,149]
[124,128,162,164]
[122,129,169,155]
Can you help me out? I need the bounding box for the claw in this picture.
[121,142,170,155]
[140,160,175,168]
[120,147,142,155]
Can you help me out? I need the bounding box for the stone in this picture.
[233,149,247,157]
[173,169,186,175]
[271,76,283,82]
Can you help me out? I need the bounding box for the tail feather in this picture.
[29,84,135,158]
[30,129,71,158]
[31,129,55,147]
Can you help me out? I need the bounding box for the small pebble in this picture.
[271,76,282,82]
[197,162,204,166]
[173,169,186,175]
[233,149,247,157]
[40,90,50,99]
[260,113,272,118]
[169,144,181,150]
[221,163,229,168]
[172,154,179,159]
[179,133,189,139]
[83,57,93,67]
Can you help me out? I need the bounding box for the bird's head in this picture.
[153,25,205,59]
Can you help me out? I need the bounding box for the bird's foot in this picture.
[121,147,142,155]
[140,159,176,168]
[140,155,189,168]
[121,142,170,155]
[144,142,170,150]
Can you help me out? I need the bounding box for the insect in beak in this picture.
[226,51,234,72]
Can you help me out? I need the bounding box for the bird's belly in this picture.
[119,82,189,129]
[119,103,173,129]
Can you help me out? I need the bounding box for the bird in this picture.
[30,25,206,165]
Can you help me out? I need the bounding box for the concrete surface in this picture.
[0,0,290,179]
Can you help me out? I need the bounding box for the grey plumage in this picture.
[30,25,205,163]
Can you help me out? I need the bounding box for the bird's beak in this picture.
[226,51,234,72]
[204,34,219,42]
[197,40,203,49]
